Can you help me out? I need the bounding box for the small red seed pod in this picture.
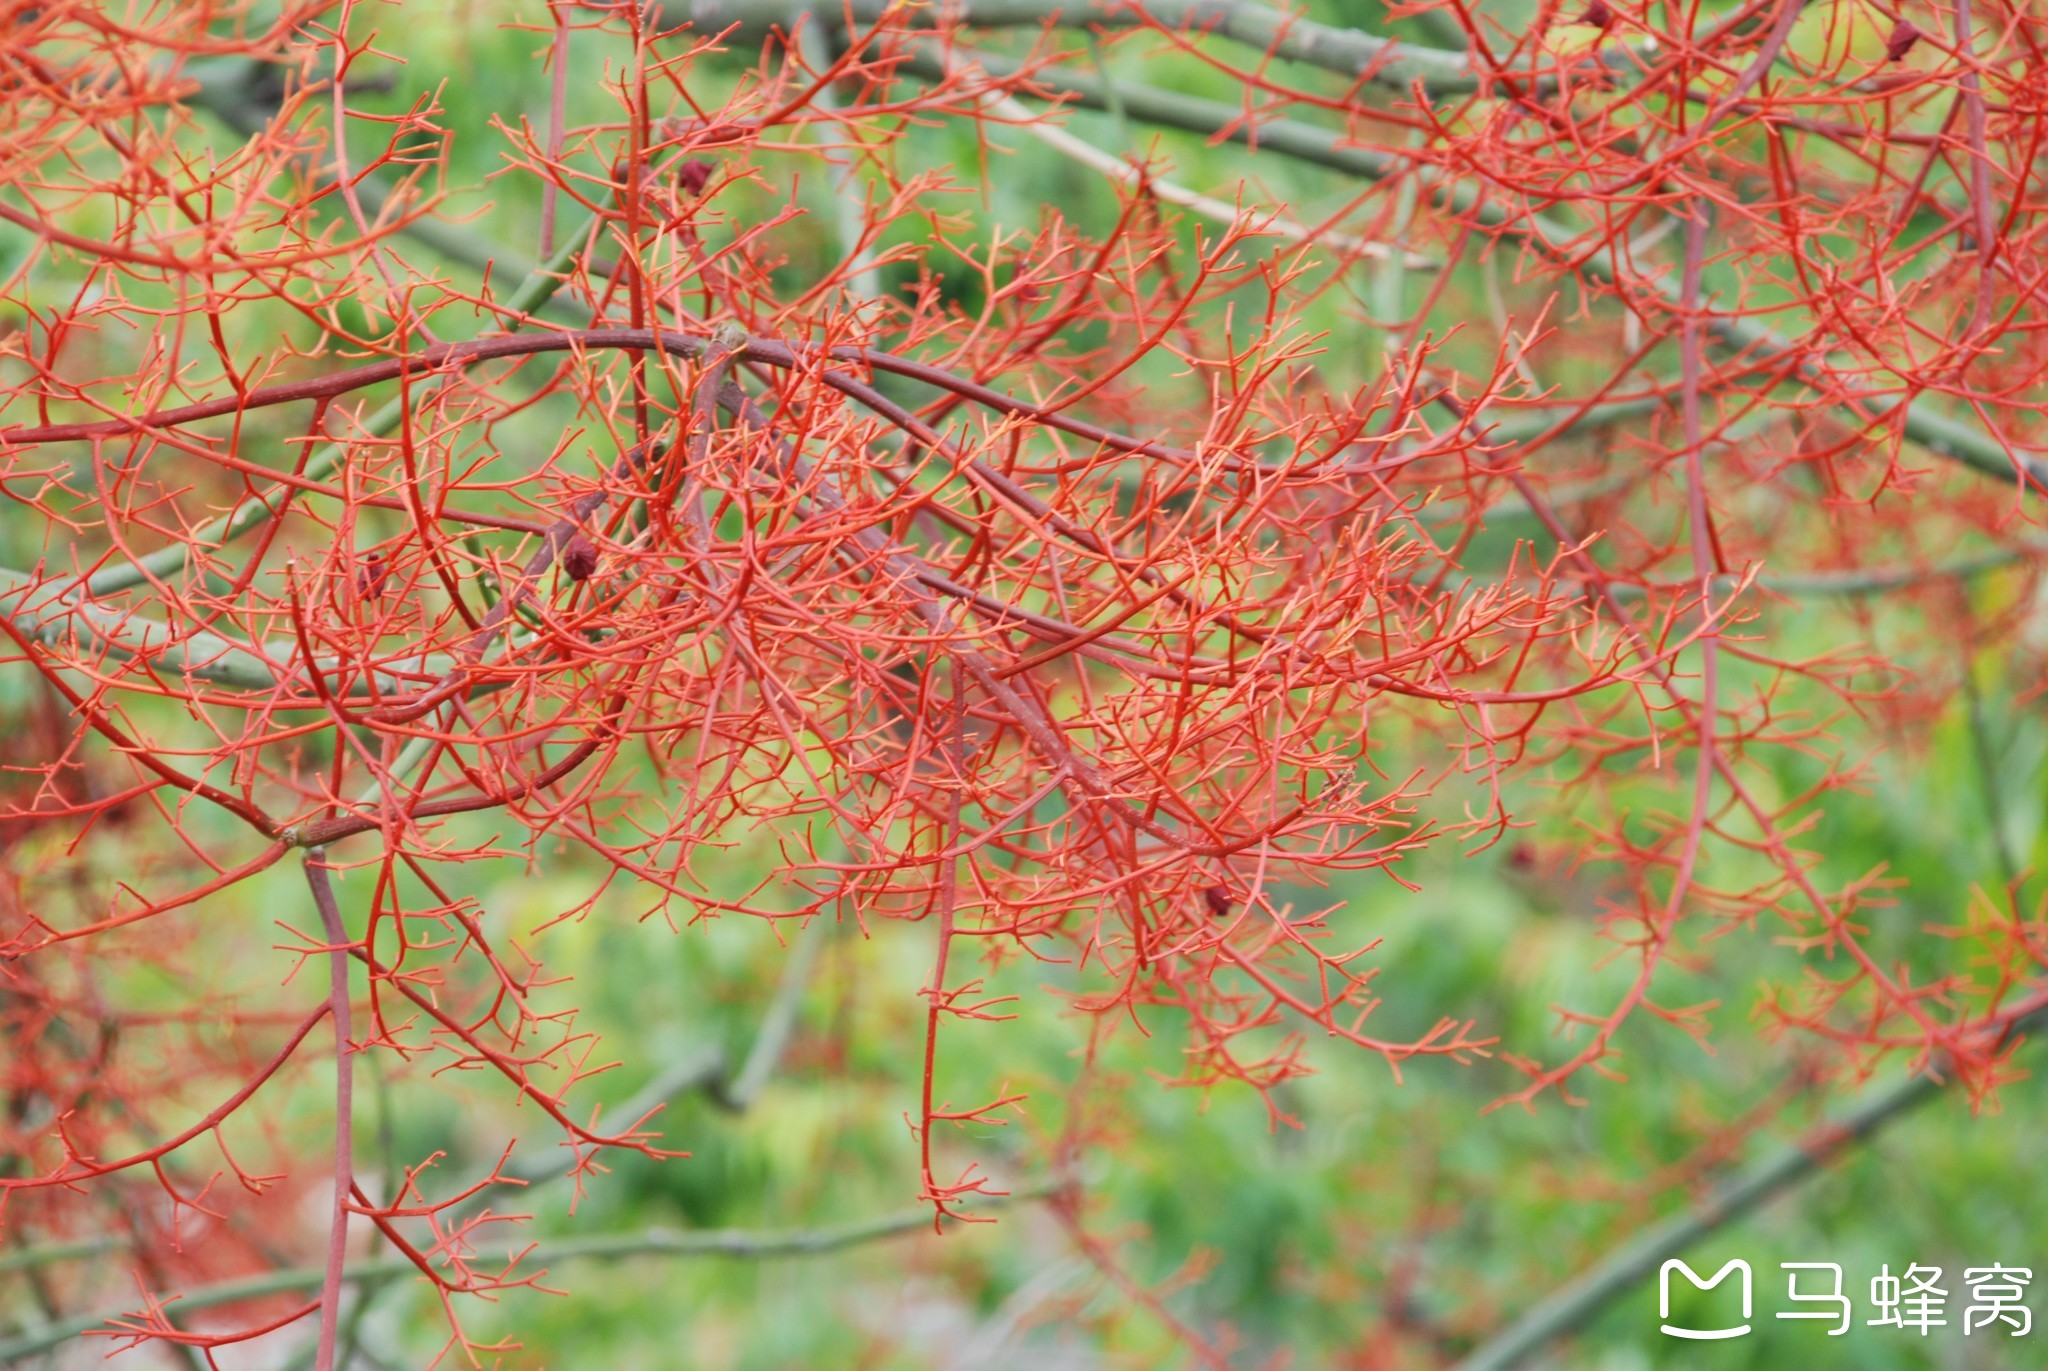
[1885,18,1922,61]
[1204,885,1235,918]
[1581,0,1614,27]
[562,534,600,582]
[676,159,714,196]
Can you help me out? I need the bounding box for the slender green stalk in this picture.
[0,1182,1057,1364]
[77,230,586,598]
[1,567,293,690]
[717,909,834,1111]
[796,14,883,300]
[902,47,2033,486]
[661,0,1482,92]
[182,61,579,320]
[1373,130,1423,361]
[1451,1074,1939,1371]
[0,1237,118,1276]
[1452,1001,2048,1371]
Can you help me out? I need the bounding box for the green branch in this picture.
[890,45,2036,487]
[70,230,585,599]
[181,60,584,325]
[1452,1002,2048,1371]
[0,1180,1057,1363]
[661,0,1481,92]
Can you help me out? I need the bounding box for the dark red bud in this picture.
[677,159,714,196]
[1204,885,1235,918]
[1581,0,1614,27]
[1885,18,1922,61]
[562,534,600,582]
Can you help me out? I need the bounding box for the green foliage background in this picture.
[4,2,2045,1368]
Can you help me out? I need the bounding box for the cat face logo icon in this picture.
[1661,1259,1753,1340]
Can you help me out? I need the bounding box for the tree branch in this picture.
[1451,997,2048,1371]
[0,1182,1060,1364]
[663,0,1482,92]
[900,45,2040,489]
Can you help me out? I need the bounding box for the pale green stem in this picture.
[78,234,587,599]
